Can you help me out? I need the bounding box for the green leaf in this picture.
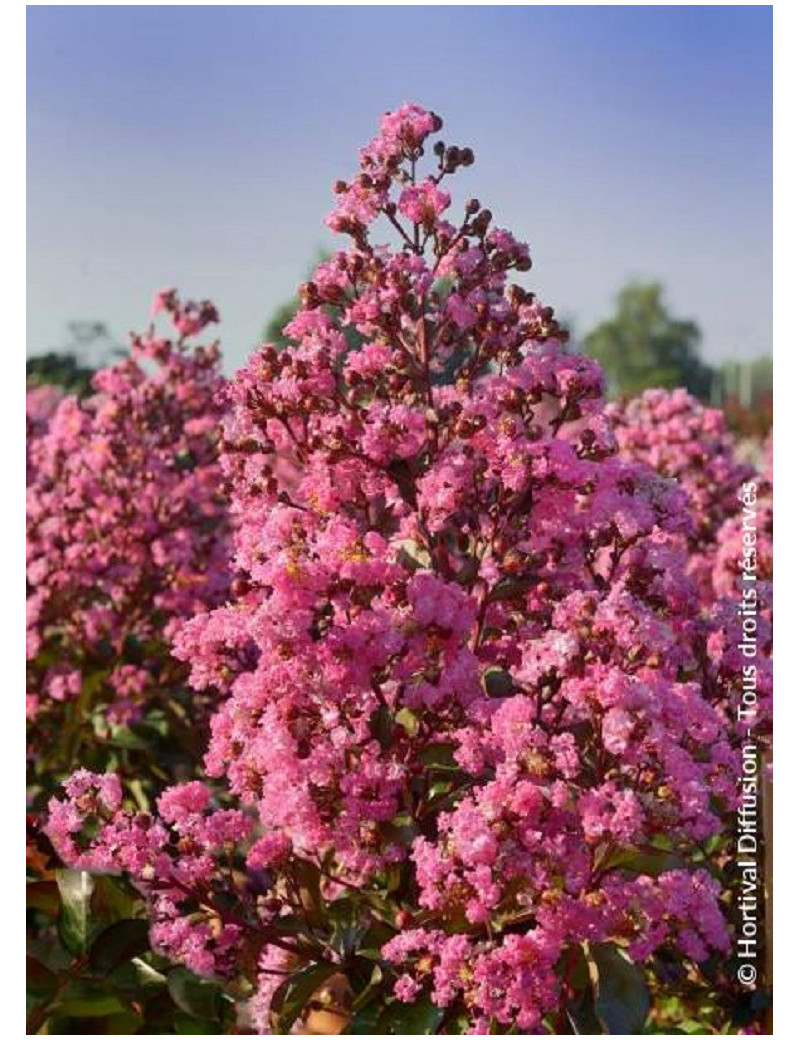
[328,902,370,959]
[107,956,167,994]
[91,874,137,925]
[167,968,229,1022]
[350,965,383,1014]
[369,705,395,749]
[357,921,395,960]
[567,986,604,1034]
[56,869,94,954]
[104,1010,146,1033]
[590,943,651,1034]
[347,1005,382,1033]
[106,726,151,750]
[483,667,515,698]
[377,995,444,1034]
[604,845,684,877]
[273,962,341,1034]
[128,777,151,811]
[291,858,324,921]
[419,742,458,771]
[89,918,152,975]
[487,576,535,602]
[395,540,430,572]
[175,449,197,472]
[57,993,128,1018]
[395,708,419,737]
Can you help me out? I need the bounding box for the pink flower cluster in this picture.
[606,388,768,600]
[47,107,765,1032]
[712,430,773,604]
[27,293,230,753]
[607,388,773,744]
[384,865,728,1034]
[47,769,255,977]
[26,382,64,434]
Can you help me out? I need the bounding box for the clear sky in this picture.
[27,5,772,374]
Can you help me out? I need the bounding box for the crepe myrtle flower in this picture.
[49,105,766,1034]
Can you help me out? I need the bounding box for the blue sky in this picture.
[27,6,772,373]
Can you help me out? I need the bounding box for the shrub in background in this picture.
[27,292,231,807]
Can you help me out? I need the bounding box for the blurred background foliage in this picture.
[27,276,772,435]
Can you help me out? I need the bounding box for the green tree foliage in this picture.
[713,356,773,437]
[582,282,713,400]
[262,296,299,351]
[262,253,332,350]
[26,352,97,397]
[27,322,120,397]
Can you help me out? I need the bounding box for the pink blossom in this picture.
[44,105,765,1033]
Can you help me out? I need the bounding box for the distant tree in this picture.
[27,321,120,396]
[262,296,300,351]
[26,352,96,397]
[262,252,333,350]
[712,355,773,437]
[582,282,712,400]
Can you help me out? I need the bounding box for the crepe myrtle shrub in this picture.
[26,381,65,435]
[606,388,765,603]
[49,105,754,1034]
[712,429,773,609]
[26,382,64,486]
[607,389,773,753]
[27,292,231,806]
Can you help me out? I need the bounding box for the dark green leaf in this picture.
[350,965,383,1014]
[381,813,419,851]
[395,540,430,572]
[369,705,394,749]
[591,943,651,1034]
[292,858,324,921]
[604,845,684,877]
[487,576,535,603]
[273,962,340,1034]
[567,986,604,1034]
[329,903,370,959]
[89,918,152,975]
[377,995,444,1034]
[483,667,515,698]
[107,956,167,994]
[167,968,229,1022]
[57,993,128,1018]
[347,1005,382,1034]
[106,726,152,750]
[419,743,458,771]
[91,874,137,926]
[357,921,395,959]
